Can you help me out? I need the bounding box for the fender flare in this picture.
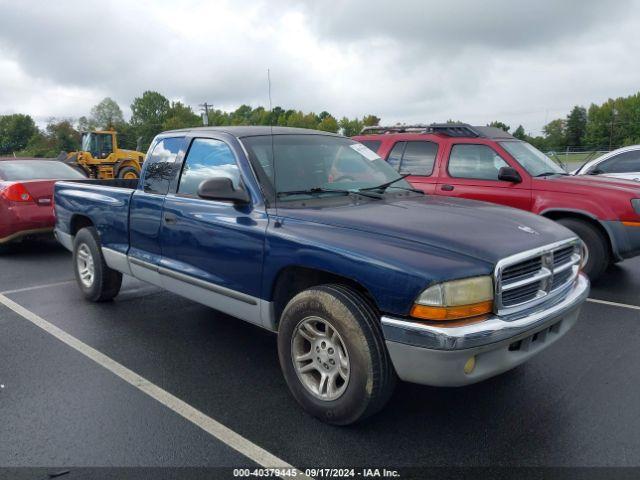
[539,208,621,260]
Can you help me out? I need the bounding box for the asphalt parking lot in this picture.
[1,240,640,477]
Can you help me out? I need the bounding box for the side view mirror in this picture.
[197,177,250,205]
[498,166,522,183]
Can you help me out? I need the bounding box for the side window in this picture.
[399,141,438,176]
[387,142,405,170]
[597,151,640,173]
[143,137,183,195]
[448,144,509,180]
[178,138,240,196]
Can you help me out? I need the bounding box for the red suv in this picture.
[353,124,640,279]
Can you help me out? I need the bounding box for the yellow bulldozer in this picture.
[61,130,145,179]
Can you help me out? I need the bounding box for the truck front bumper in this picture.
[381,274,589,387]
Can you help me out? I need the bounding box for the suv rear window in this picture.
[385,141,438,176]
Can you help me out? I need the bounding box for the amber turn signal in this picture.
[410,300,494,321]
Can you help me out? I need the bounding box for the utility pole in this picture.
[609,108,616,151]
[199,102,213,126]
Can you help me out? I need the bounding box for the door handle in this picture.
[164,213,177,224]
[441,184,454,191]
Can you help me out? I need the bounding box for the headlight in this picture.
[632,199,640,215]
[411,276,494,321]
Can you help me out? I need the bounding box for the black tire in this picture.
[556,218,610,280]
[277,284,396,425]
[117,166,139,179]
[73,227,122,302]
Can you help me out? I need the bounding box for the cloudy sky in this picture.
[1,0,639,134]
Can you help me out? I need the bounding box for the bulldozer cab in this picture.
[81,131,115,159]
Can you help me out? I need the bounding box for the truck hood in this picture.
[278,195,574,264]
[536,174,640,196]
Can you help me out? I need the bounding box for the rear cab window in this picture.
[143,137,184,195]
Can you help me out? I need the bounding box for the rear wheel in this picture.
[277,284,396,425]
[73,227,122,301]
[556,218,609,280]
[117,166,139,179]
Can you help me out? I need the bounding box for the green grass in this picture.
[545,151,606,171]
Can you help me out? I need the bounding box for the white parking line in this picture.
[587,298,640,311]
[0,293,309,479]
[0,280,75,295]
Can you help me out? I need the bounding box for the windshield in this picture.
[81,132,113,158]
[499,141,565,176]
[241,135,412,201]
[81,133,93,152]
[0,161,86,181]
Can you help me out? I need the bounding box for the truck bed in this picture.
[54,178,138,254]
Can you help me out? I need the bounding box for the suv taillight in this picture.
[0,183,34,203]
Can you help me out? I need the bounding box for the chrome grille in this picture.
[495,239,582,315]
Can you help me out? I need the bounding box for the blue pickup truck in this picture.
[54,126,589,424]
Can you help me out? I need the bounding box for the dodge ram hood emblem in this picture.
[518,225,539,235]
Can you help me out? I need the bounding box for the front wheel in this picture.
[73,227,122,302]
[277,284,396,425]
[556,218,610,280]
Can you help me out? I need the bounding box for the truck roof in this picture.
[162,126,343,138]
[358,123,516,140]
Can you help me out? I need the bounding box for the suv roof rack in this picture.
[359,124,432,135]
[359,123,515,140]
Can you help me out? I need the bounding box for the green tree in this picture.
[47,119,80,152]
[338,117,364,137]
[230,104,254,125]
[542,119,567,150]
[162,101,201,131]
[565,106,587,147]
[513,125,526,140]
[130,91,171,149]
[17,119,80,157]
[0,114,38,155]
[90,97,124,129]
[77,115,96,132]
[488,121,510,132]
[362,115,381,127]
[317,115,339,133]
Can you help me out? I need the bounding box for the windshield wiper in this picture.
[359,173,423,194]
[277,187,382,200]
[535,171,569,177]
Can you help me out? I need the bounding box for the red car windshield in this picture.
[0,161,85,181]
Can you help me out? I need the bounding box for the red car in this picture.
[353,124,640,279]
[0,158,86,250]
